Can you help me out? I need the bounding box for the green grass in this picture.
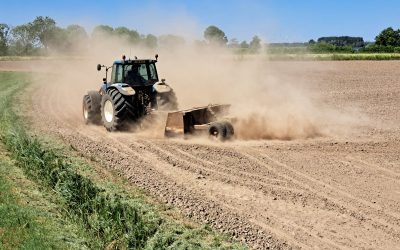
[0,73,89,249]
[0,149,89,250]
[0,56,84,61]
[233,48,400,61]
[0,158,58,250]
[264,53,400,61]
[0,71,246,249]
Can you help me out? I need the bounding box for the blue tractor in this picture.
[82,55,178,131]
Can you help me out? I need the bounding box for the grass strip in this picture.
[265,53,400,61]
[0,149,89,249]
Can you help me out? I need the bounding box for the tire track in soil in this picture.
[69,135,289,249]
[242,146,400,223]
[159,145,366,248]
[165,142,400,249]
[126,140,350,249]
[241,147,400,232]
[128,140,399,249]
[346,157,400,179]
[134,140,300,193]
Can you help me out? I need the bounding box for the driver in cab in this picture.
[126,65,146,84]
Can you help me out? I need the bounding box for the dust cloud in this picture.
[153,47,329,140]
[30,29,351,141]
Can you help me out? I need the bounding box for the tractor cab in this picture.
[97,55,159,87]
[110,59,159,86]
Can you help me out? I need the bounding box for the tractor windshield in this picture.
[124,63,158,85]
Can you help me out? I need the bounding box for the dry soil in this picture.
[1,60,399,249]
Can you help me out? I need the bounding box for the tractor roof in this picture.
[113,59,157,64]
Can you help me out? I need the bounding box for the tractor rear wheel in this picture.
[101,89,133,131]
[83,91,101,124]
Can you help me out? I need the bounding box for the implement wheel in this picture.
[208,122,227,141]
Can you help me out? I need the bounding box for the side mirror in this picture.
[155,54,158,61]
[97,64,102,71]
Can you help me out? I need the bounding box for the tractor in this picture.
[83,55,177,130]
[83,55,234,141]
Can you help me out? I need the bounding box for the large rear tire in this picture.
[83,91,101,124]
[101,88,133,131]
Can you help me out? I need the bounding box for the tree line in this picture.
[0,17,262,56]
[2,16,399,56]
[307,27,400,53]
[0,16,183,56]
[203,25,262,52]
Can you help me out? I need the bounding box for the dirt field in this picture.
[2,60,400,249]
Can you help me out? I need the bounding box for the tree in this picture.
[31,16,57,50]
[0,24,10,55]
[375,27,400,47]
[228,38,239,48]
[308,42,353,53]
[240,41,249,49]
[144,34,157,49]
[92,25,114,39]
[308,39,316,44]
[10,24,37,55]
[249,36,262,52]
[317,36,364,47]
[203,25,228,46]
[114,26,140,44]
[66,25,87,41]
[47,27,69,51]
[64,25,88,52]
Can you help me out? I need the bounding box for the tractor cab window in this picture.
[149,63,158,81]
[138,64,148,79]
[124,63,148,85]
[111,64,123,83]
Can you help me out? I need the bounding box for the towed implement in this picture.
[164,104,234,140]
[83,55,234,141]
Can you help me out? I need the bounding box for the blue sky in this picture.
[1,0,399,42]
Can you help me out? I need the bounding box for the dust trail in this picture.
[156,47,329,140]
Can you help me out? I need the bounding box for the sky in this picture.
[1,0,400,43]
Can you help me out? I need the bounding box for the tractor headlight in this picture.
[121,87,135,95]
